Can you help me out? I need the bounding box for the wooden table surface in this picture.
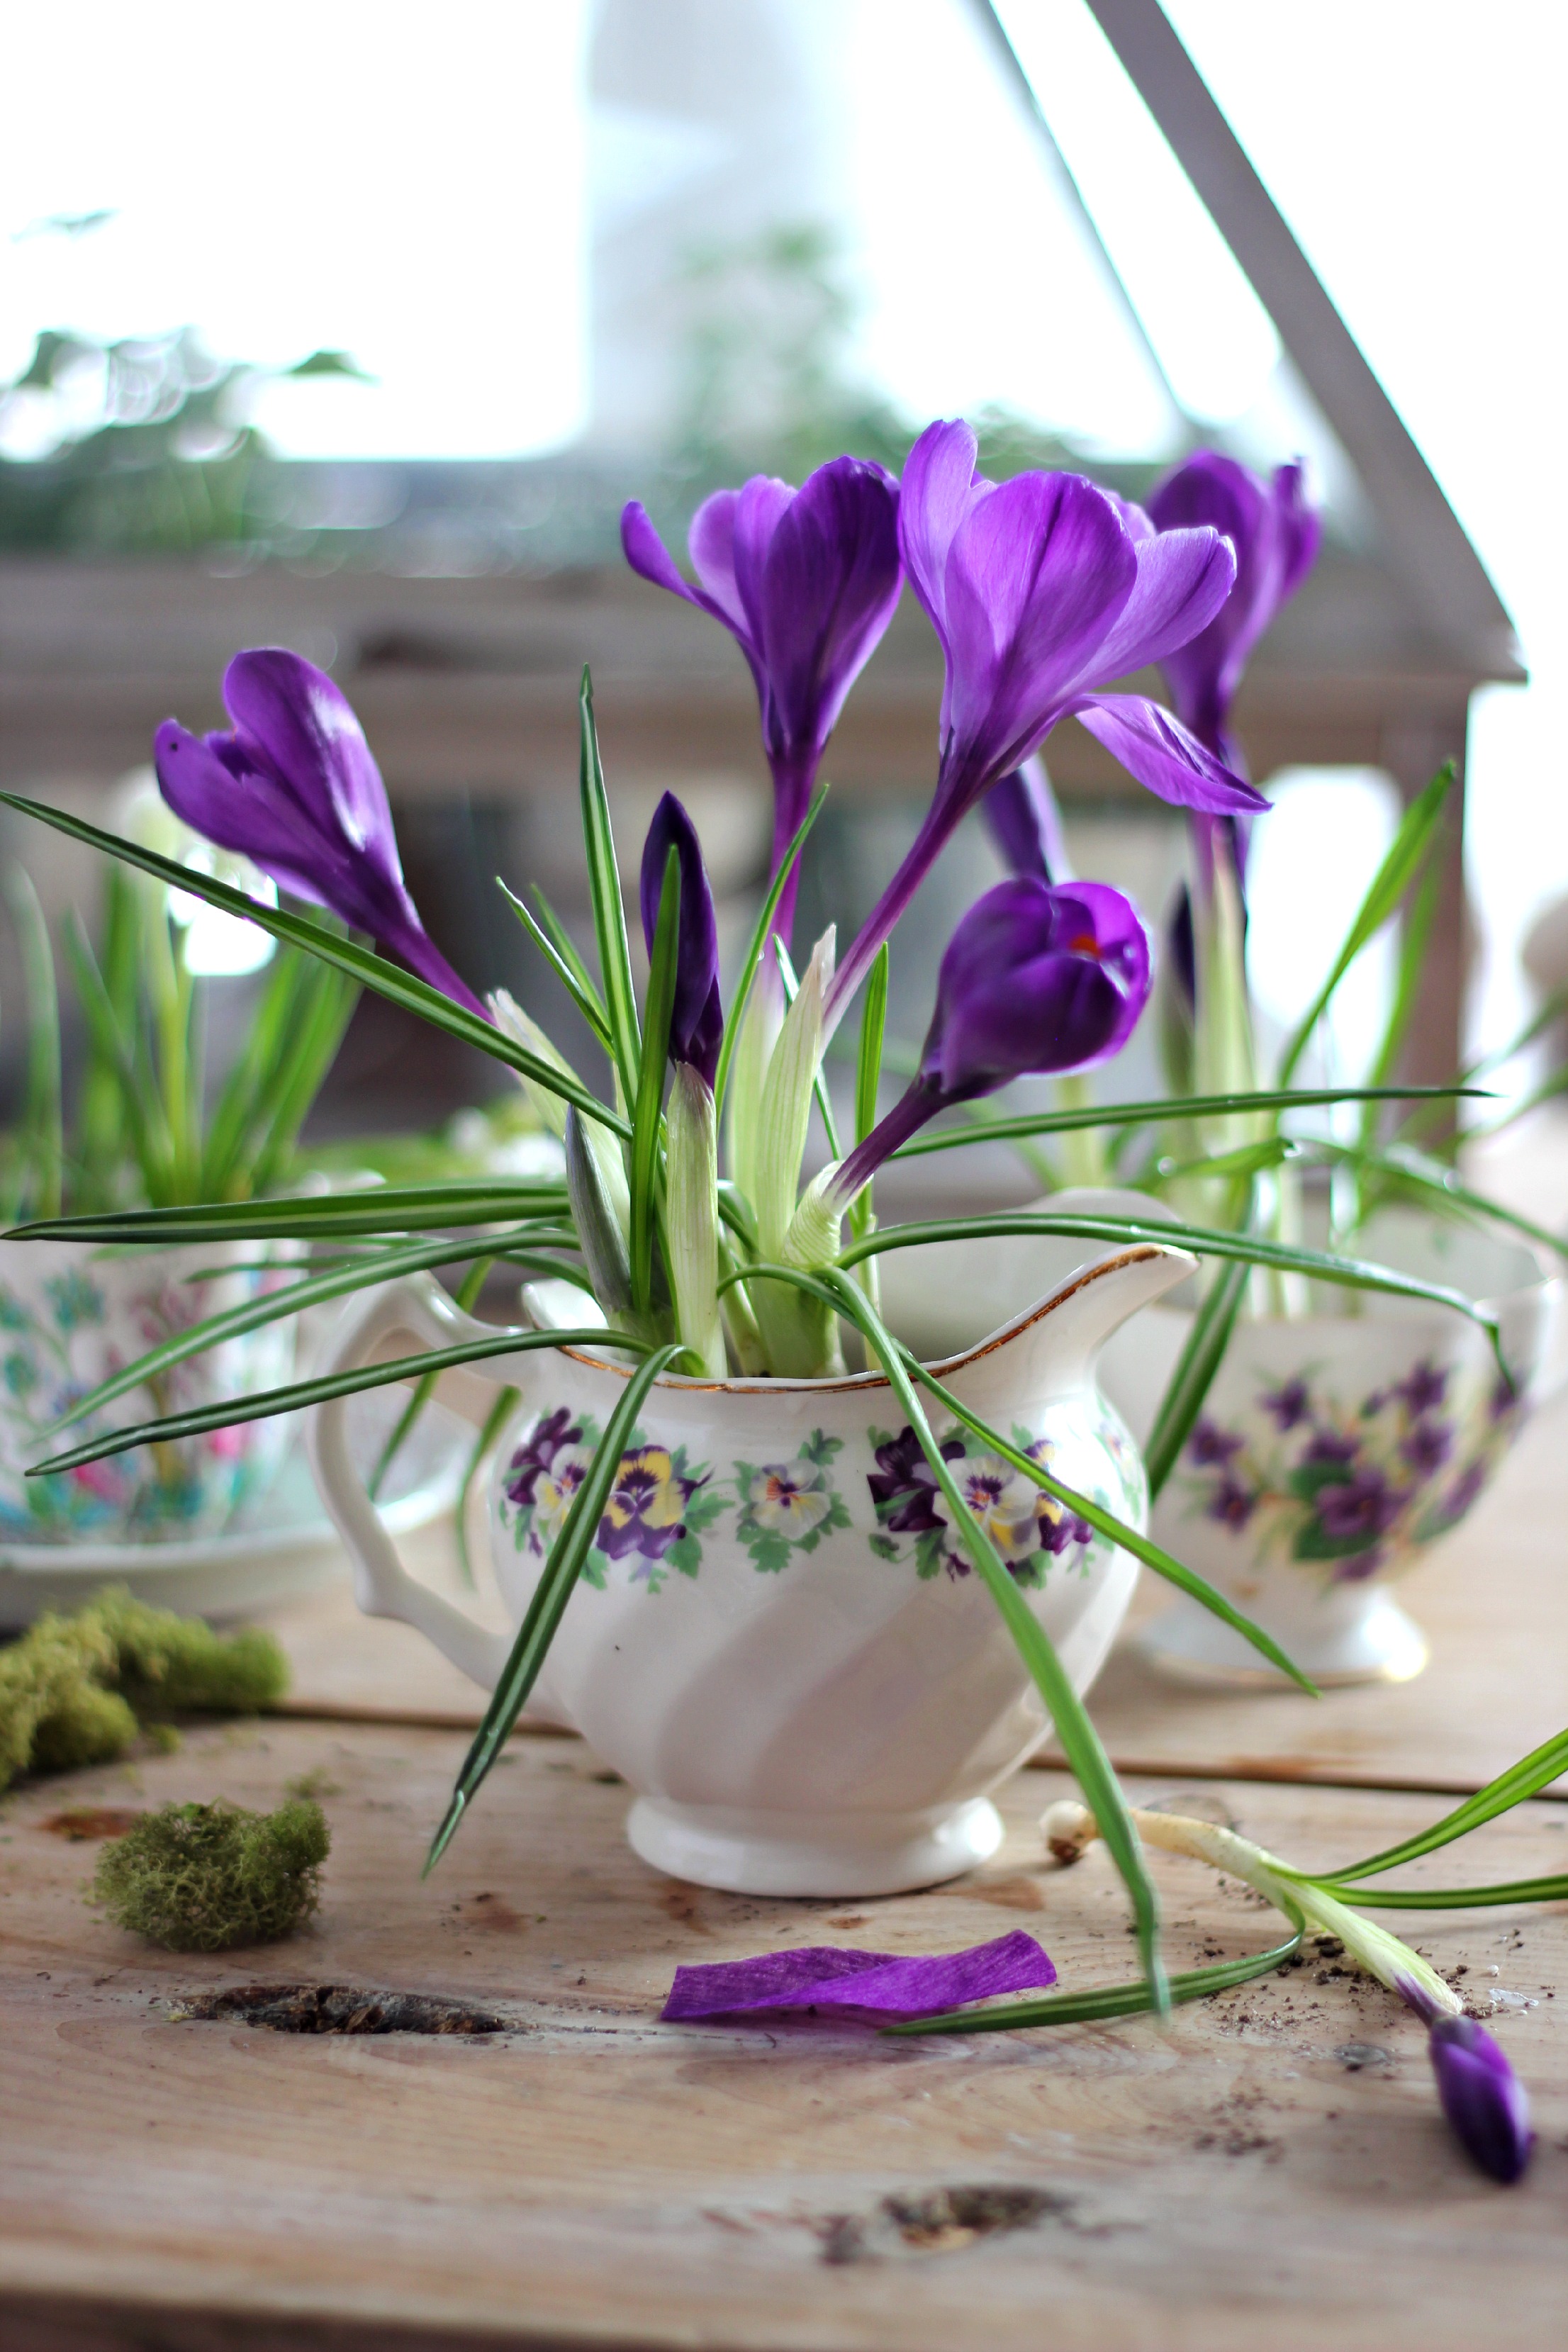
[4,1195,1568,2349]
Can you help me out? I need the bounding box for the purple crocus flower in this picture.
[1397,1979,1535,2183]
[827,876,1150,1206]
[824,420,1261,1022]
[153,648,484,1016]
[639,791,723,1090]
[622,457,902,939]
[1148,452,1321,770]
[1428,2015,1535,2183]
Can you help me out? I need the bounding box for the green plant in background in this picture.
[0,327,368,556]
[1,819,356,1221]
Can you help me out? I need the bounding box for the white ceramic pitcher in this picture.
[308,1240,1192,1896]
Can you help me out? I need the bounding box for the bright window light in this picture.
[1247,768,1400,1082]
[0,1,589,461]
[994,0,1281,425]
[844,0,1180,455]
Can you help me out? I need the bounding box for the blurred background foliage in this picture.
[0,225,1145,567]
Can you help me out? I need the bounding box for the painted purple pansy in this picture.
[1148,452,1321,769]
[1400,1419,1455,1475]
[1189,1418,1245,1467]
[622,457,902,938]
[1260,1378,1310,1432]
[661,1930,1056,2022]
[826,418,1260,1020]
[1207,1478,1256,1530]
[595,1444,705,1569]
[1314,1467,1401,1545]
[154,648,484,1016]
[639,791,724,1089]
[503,1407,583,1509]
[1395,1360,1450,1418]
[827,876,1150,1207]
[867,1426,954,1535]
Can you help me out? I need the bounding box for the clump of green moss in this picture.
[0,1589,287,1791]
[94,1798,330,1951]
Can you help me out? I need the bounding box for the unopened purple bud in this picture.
[829,875,1150,1203]
[639,791,723,1090]
[1428,2014,1534,2184]
[153,646,485,1016]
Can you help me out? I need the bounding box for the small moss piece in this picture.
[94,1798,330,1951]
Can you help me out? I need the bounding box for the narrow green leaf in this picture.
[369,1253,494,1500]
[854,943,889,1149]
[454,1384,520,1590]
[1358,855,1444,1153]
[11,1179,569,1244]
[1311,1726,1568,1884]
[1324,1875,1568,1910]
[712,784,830,1120]
[1143,1253,1251,1500]
[577,668,642,1107]
[498,878,614,1050]
[425,1340,685,1872]
[883,1915,1306,2036]
[48,1226,559,1431]
[888,1338,1314,1693]
[807,1262,1167,2015]
[60,911,174,1197]
[630,846,680,1314]
[890,1084,1487,1160]
[0,787,627,1133]
[836,1211,1503,1367]
[6,865,64,1219]
[1324,1142,1568,1263]
[1278,763,1455,1087]
[530,885,610,1024]
[30,1328,642,1473]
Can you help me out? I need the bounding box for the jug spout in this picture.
[930,1243,1196,1423]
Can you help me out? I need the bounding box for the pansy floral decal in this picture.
[732,1429,850,1572]
[866,1423,1094,1586]
[498,1407,722,1592]
[1179,1357,1521,1581]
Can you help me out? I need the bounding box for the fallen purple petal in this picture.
[661,1930,1056,2022]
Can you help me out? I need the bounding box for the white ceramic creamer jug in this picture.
[308,1241,1192,1896]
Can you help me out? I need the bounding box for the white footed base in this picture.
[1138,1591,1430,1687]
[625,1794,1005,1897]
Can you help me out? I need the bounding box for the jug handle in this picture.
[306,1272,517,1692]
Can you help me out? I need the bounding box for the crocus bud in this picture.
[829,878,1150,1206]
[639,793,723,1088]
[1426,2013,1535,2185]
[154,648,485,1016]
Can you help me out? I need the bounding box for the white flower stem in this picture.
[1044,1801,1460,2020]
[665,1065,727,1379]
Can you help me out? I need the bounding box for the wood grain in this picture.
[1,1720,1564,2352]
